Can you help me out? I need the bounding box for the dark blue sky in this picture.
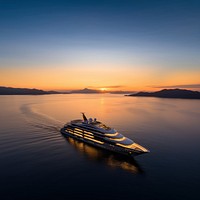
[0,0,200,90]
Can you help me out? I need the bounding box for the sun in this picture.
[100,88,107,92]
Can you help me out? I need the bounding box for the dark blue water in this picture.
[0,94,200,200]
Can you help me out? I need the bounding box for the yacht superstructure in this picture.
[60,113,149,157]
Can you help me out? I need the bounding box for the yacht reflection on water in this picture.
[63,136,144,174]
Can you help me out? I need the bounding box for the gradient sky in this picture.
[0,0,200,91]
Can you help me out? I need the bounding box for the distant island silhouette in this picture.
[0,86,59,95]
[0,87,108,95]
[69,88,103,94]
[126,89,200,99]
[0,86,131,95]
[2,87,199,99]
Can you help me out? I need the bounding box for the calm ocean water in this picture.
[0,94,200,200]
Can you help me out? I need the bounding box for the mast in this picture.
[81,112,88,122]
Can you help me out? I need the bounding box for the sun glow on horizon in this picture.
[0,65,200,92]
[100,88,107,92]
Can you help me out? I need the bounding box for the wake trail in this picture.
[20,103,64,133]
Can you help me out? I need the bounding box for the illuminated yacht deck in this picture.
[62,113,150,156]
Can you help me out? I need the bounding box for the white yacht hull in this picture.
[60,128,147,157]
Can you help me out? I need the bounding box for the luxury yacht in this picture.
[60,113,149,157]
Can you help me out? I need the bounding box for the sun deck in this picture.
[71,119,111,131]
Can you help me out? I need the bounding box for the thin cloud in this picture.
[87,85,124,89]
[98,85,123,89]
[150,84,200,89]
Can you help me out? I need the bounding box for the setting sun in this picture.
[100,88,107,92]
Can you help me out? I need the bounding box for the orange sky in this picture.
[1,64,200,91]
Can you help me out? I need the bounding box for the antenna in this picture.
[81,112,88,122]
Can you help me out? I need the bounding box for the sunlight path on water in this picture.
[0,94,200,200]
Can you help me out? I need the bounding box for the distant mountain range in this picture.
[0,86,59,95]
[0,86,106,95]
[67,88,135,94]
[69,88,102,94]
[126,89,200,99]
[2,87,199,99]
[0,86,132,95]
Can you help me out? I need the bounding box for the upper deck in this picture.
[70,119,113,132]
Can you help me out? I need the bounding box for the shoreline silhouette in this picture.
[126,89,200,99]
